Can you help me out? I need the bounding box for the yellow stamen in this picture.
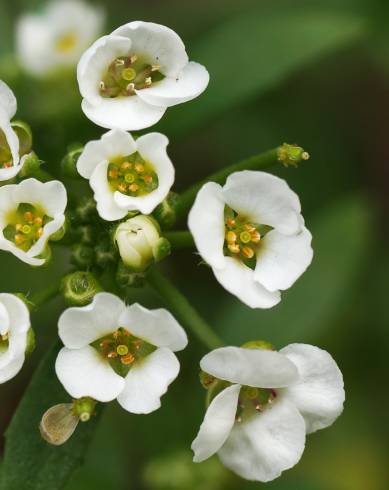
[251,231,261,243]
[15,234,25,245]
[226,231,237,243]
[144,175,153,184]
[228,243,240,254]
[107,351,118,358]
[24,212,34,223]
[145,77,152,86]
[34,217,43,226]
[134,163,145,173]
[121,353,135,365]
[226,218,236,228]
[244,223,256,232]
[36,227,44,238]
[242,246,254,259]
[118,183,127,193]
[129,183,139,193]
[121,162,132,170]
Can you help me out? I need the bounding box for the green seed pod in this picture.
[61,271,102,306]
[72,397,97,422]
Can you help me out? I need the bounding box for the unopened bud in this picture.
[116,261,146,288]
[18,152,41,178]
[61,145,83,178]
[74,197,97,224]
[153,192,179,229]
[94,240,118,268]
[40,403,79,446]
[113,215,163,272]
[61,271,102,306]
[70,243,94,269]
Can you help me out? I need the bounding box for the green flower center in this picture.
[224,206,272,269]
[0,129,13,170]
[92,327,156,376]
[3,203,53,252]
[99,55,164,98]
[0,332,9,353]
[108,152,158,197]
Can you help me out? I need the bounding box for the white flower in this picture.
[0,178,67,266]
[55,292,188,414]
[77,129,174,220]
[114,215,161,271]
[0,81,32,181]
[192,344,345,482]
[16,0,104,77]
[188,171,313,309]
[0,293,30,383]
[77,21,209,130]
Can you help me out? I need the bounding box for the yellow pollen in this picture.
[226,218,236,228]
[251,231,261,243]
[135,163,145,173]
[129,183,139,193]
[15,234,25,245]
[122,67,137,81]
[145,77,152,86]
[34,217,43,226]
[124,173,135,183]
[24,211,34,222]
[121,161,132,170]
[116,344,129,356]
[22,225,31,235]
[226,231,237,243]
[244,223,256,232]
[242,246,254,259]
[15,223,23,231]
[240,231,252,244]
[130,55,138,63]
[55,32,77,53]
[121,353,135,365]
[118,183,127,193]
[36,227,44,238]
[228,243,240,254]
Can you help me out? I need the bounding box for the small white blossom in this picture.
[114,215,161,271]
[188,171,313,308]
[0,81,32,181]
[55,292,188,414]
[77,129,174,220]
[0,293,30,383]
[192,344,345,482]
[77,21,209,130]
[16,0,104,77]
[0,178,67,266]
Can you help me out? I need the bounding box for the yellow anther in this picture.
[226,218,236,228]
[22,225,31,235]
[124,173,135,183]
[134,163,145,173]
[239,231,252,244]
[115,59,125,66]
[129,183,139,193]
[100,340,110,348]
[107,351,118,358]
[36,227,44,238]
[145,77,152,86]
[109,169,119,179]
[130,55,138,63]
[226,231,237,243]
[15,234,25,245]
[251,231,261,243]
[122,67,137,81]
[3,162,12,168]
[112,330,120,339]
[121,353,135,365]
[242,246,254,259]
[244,223,256,232]
[24,212,34,223]
[116,344,129,356]
[34,217,43,226]
[144,174,153,184]
[15,223,23,231]
[118,183,127,193]
[151,64,161,72]
[228,243,240,254]
[121,161,132,170]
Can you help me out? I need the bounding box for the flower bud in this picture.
[153,192,179,229]
[61,146,83,178]
[94,239,118,268]
[70,243,94,269]
[18,152,41,178]
[278,143,310,167]
[74,196,97,224]
[61,271,102,306]
[114,215,167,272]
[40,403,79,446]
[116,261,146,288]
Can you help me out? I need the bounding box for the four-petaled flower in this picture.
[16,0,105,77]
[77,129,175,221]
[55,292,188,414]
[77,21,209,130]
[0,81,33,181]
[188,170,313,308]
[192,344,345,482]
[0,293,30,383]
[0,178,67,266]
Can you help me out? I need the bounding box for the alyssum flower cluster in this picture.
[0,15,344,483]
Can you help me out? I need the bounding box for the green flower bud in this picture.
[61,271,102,306]
[94,240,118,268]
[116,261,146,288]
[40,404,79,446]
[77,224,95,246]
[18,152,41,178]
[113,215,164,272]
[240,340,274,350]
[61,145,83,178]
[153,192,179,229]
[278,143,310,167]
[11,120,32,156]
[74,197,97,224]
[70,243,94,269]
[153,237,171,263]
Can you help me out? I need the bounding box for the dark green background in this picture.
[0,0,388,489]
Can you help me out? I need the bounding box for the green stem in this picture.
[164,231,194,250]
[175,143,309,221]
[29,280,61,308]
[147,267,223,350]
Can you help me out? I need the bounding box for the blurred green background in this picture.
[1,0,389,489]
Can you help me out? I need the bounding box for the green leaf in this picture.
[161,7,366,135]
[0,341,101,490]
[214,195,372,346]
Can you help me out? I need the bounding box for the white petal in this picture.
[59,292,125,349]
[78,35,132,104]
[12,178,67,216]
[0,111,20,171]
[0,239,44,266]
[90,161,127,221]
[0,355,25,384]
[188,182,226,269]
[117,347,179,414]
[55,346,125,402]
[113,132,175,214]
[0,301,9,336]
[218,398,306,482]
[192,384,240,462]
[135,62,209,107]
[0,81,17,119]
[111,21,188,77]
[119,303,187,351]
[254,227,313,292]
[77,129,137,179]
[213,257,281,309]
[223,171,303,235]
[81,96,166,131]
[201,347,299,388]
[280,343,345,434]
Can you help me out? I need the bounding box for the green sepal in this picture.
[11,120,33,156]
[61,271,103,306]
